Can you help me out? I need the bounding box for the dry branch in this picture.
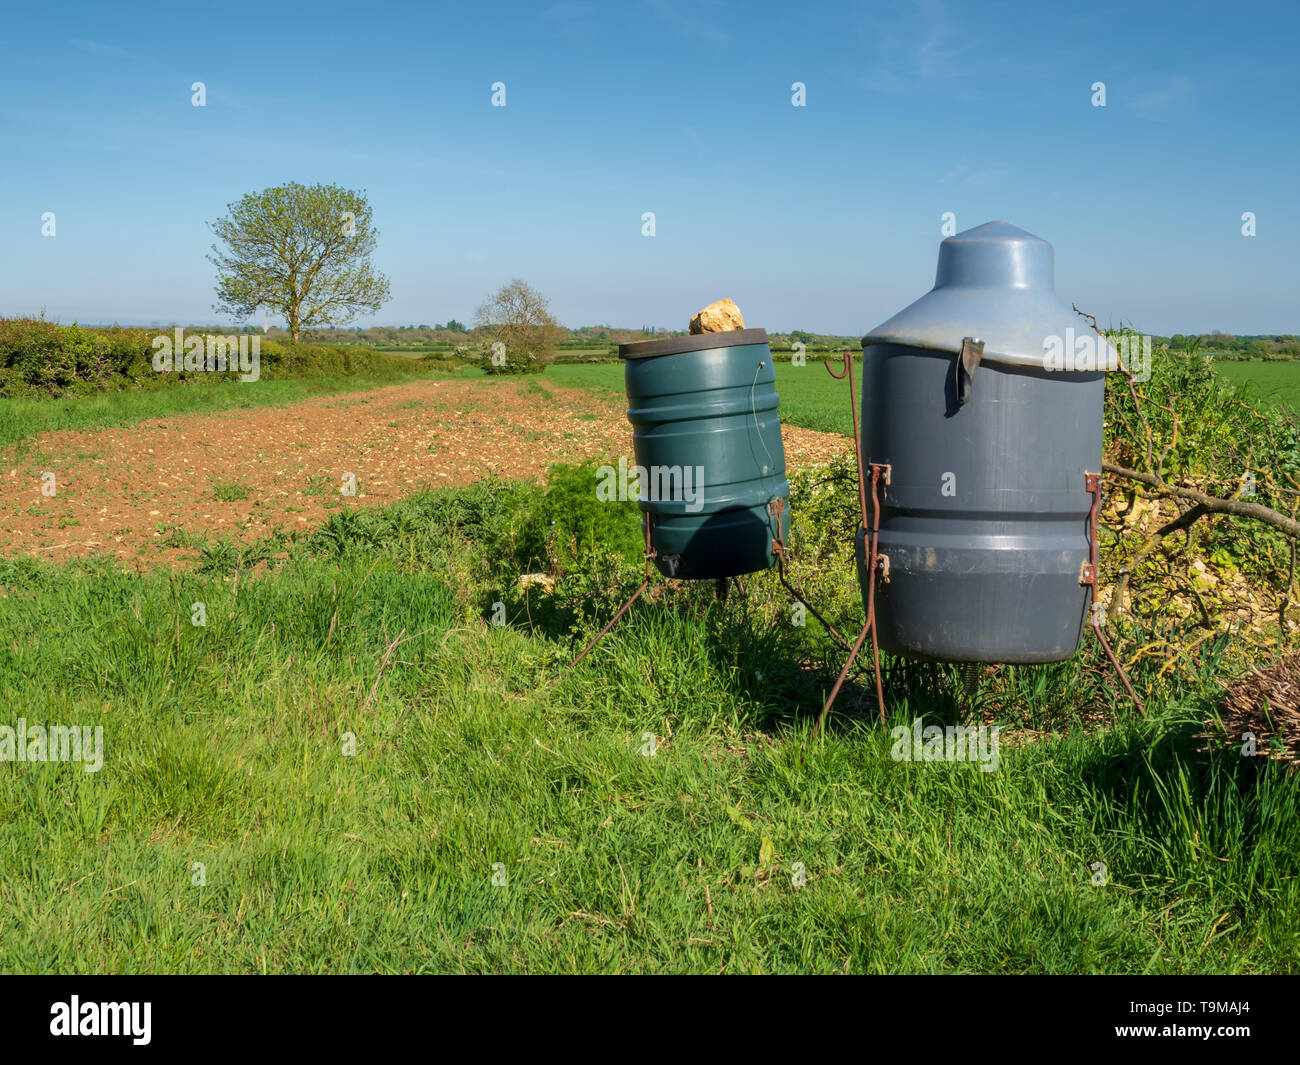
[1103,463,1300,538]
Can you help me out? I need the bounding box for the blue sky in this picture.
[1,0,1296,335]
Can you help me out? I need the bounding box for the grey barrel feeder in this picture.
[618,328,791,580]
[858,221,1118,664]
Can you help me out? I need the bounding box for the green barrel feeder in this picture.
[618,328,791,580]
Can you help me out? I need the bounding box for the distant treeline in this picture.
[178,322,868,353]
[7,315,1295,394]
[0,318,424,398]
[1166,333,1300,360]
[298,327,1300,361]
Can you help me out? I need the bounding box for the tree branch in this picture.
[1104,463,1300,538]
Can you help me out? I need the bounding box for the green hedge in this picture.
[0,318,418,398]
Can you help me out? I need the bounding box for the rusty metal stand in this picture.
[768,496,852,653]
[565,349,886,686]
[1081,471,1145,715]
[562,518,656,674]
[812,464,889,734]
[812,350,890,735]
[563,507,848,674]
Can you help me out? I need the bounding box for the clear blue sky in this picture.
[1,0,1296,335]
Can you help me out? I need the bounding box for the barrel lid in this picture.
[619,327,768,359]
[862,222,1117,371]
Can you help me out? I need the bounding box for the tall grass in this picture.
[0,473,1294,973]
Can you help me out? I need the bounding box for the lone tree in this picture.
[208,182,390,340]
[475,279,563,375]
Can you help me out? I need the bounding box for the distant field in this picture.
[374,345,615,363]
[552,358,1300,429]
[1213,361,1300,411]
[0,365,460,450]
[548,359,860,437]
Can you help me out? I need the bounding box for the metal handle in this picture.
[957,337,984,407]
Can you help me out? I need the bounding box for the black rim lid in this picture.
[619,328,768,359]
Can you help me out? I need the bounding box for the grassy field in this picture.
[1,356,1297,973]
[1214,361,1300,411]
[0,364,462,451]
[0,472,1295,973]
[548,360,860,437]
[553,357,1300,428]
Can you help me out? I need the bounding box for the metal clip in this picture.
[957,337,984,407]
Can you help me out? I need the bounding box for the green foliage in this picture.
[515,461,644,574]
[1168,331,1300,360]
[212,480,251,502]
[1097,332,1300,665]
[208,182,391,339]
[477,279,562,376]
[0,318,421,400]
[787,450,861,560]
[0,319,156,396]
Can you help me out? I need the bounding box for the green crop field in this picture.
[548,359,862,437]
[1213,361,1300,411]
[554,358,1300,427]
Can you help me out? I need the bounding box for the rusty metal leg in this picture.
[809,464,891,738]
[768,497,853,653]
[776,555,852,652]
[563,580,648,674]
[812,620,873,738]
[1091,618,1144,715]
[805,362,894,737]
[563,517,657,676]
[864,466,887,723]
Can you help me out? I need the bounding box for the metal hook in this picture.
[825,348,850,379]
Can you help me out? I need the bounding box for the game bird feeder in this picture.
[816,221,1142,728]
[620,328,790,579]
[565,328,849,672]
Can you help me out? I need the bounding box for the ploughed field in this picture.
[0,373,849,565]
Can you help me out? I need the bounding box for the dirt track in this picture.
[0,378,850,566]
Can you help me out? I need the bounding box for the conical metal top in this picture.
[863,221,1117,371]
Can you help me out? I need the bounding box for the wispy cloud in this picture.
[642,0,730,49]
[1131,75,1192,115]
[850,0,979,91]
[940,158,1008,186]
[70,39,131,60]
[544,1,595,20]
[914,0,971,79]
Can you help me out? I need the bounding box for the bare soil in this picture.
[0,377,849,567]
